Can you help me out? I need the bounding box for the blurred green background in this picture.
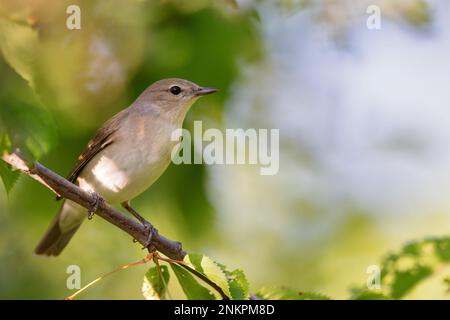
[1,0,450,299]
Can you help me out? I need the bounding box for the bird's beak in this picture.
[194,87,218,97]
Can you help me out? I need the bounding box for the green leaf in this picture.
[216,264,249,300]
[180,254,249,299]
[0,17,38,87]
[402,242,422,256]
[0,70,56,194]
[184,253,231,299]
[390,266,432,299]
[0,132,12,153]
[0,160,19,194]
[433,238,450,262]
[256,286,331,300]
[171,263,215,300]
[225,269,249,300]
[142,265,170,300]
[0,133,19,194]
[0,66,57,162]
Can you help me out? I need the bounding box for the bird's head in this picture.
[135,78,217,123]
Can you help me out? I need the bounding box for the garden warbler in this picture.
[35,78,217,256]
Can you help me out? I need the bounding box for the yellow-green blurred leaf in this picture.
[0,65,57,161]
[0,17,37,87]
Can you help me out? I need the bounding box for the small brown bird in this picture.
[35,78,217,256]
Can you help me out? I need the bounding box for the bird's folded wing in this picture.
[56,109,129,200]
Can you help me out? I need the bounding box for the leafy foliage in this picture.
[141,253,251,300]
[351,237,450,300]
[140,238,450,300]
[380,238,450,299]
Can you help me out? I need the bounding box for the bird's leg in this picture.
[121,201,158,247]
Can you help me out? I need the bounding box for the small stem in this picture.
[65,253,154,300]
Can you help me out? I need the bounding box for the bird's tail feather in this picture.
[35,200,86,256]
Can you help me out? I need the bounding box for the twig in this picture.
[65,252,155,300]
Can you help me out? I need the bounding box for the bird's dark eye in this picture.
[169,86,182,95]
